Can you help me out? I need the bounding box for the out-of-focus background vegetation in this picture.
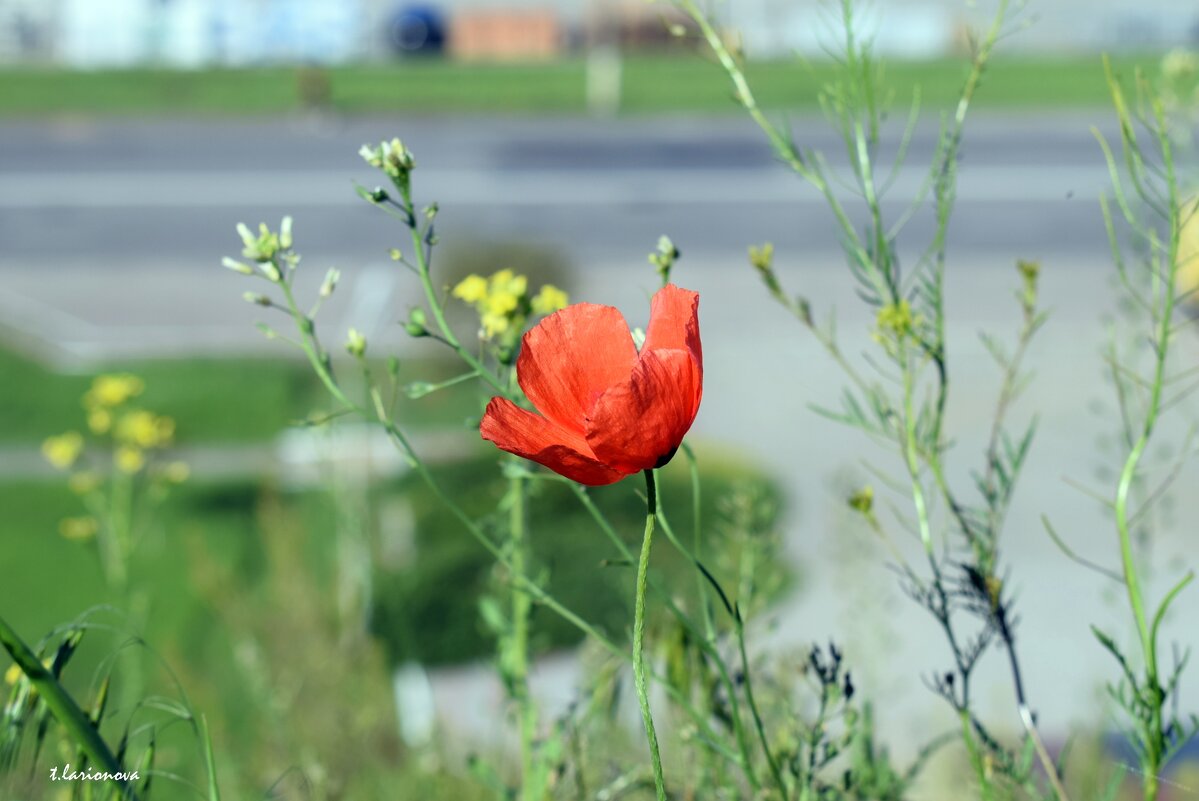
[2,0,1199,798]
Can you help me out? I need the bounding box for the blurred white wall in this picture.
[0,0,1196,66]
[49,0,367,67]
[728,0,1198,58]
[730,2,952,59]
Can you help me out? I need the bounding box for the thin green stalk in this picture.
[105,471,133,592]
[736,618,787,801]
[634,469,667,801]
[395,183,508,396]
[959,710,995,801]
[278,278,356,411]
[570,481,760,790]
[1104,71,1185,801]
[681,445,714,640]
[681,445,722,791]
[923,0,1008,451]
[198,714,221,801]
[900,344,934,555]
[367,396,745,767]
[509,474,538,801]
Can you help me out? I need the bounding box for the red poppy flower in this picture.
[480,284,702,486]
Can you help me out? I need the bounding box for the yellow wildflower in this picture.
[85,374,144,408]
[4,663,20,686]
[481,312,511,338]
[484,270,526,319]
[115,410,154,446]
[452,274,488,304]
[42,432,84,470]
[115,446,145,474]
[848,485,874,516]
[453,268,535,339]
[116,410,173,449]
[875,300,923,339]
[87,408,112,434]
[68,471,101,495]
[488,269,527,298]
[484,289,520,317]
[164,461,190,484]
[531,284,569,315]
[59,516,99,542]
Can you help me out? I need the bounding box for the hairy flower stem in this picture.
[394,183,508,396]
[106,471,133,593]
[634,469,667,801]
[508,474,538,801]
[573,482,759,788]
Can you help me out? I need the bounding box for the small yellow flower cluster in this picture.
[4,662,21,686]
[872,299,927,358]
[115,409,175,450]
[451,270,569,339]
[41,374,188,544]
[875,300,919,337]
[41,431,84,470]
[77,375,176,474]
[532,284,569,316]
[59,516,99,541]
[875,300,924,340]
[4,657,52,690]
[83,373,143,435]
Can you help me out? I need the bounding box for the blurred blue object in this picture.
[387,4,444,56]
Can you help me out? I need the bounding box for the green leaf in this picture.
[1091,625,1137,688]
[0,616,138,801]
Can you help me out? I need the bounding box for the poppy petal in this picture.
[585,348,702,474]
[480,398,629,486]
[517,303,638,434]
[644,284,702,373]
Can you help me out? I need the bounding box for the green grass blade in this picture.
[198,714,221,801]
[0,615,138,801]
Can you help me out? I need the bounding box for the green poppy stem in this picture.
[634,469,667,801]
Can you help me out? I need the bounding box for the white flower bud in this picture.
[320,268,340,298]
[280,216,293,249]
[222,257,254,275]
[258,261,282,282]
[345,328,367,357]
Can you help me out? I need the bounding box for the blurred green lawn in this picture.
[0,347,482,444]
[1,342,787,667]
[0,54,1161,116]
[0,458,784,670]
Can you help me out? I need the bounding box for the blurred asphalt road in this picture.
[0,112,1119,269]
[0,112,1125,361]
[2,113,1197,767]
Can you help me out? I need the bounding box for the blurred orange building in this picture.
[448,7,561,61]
